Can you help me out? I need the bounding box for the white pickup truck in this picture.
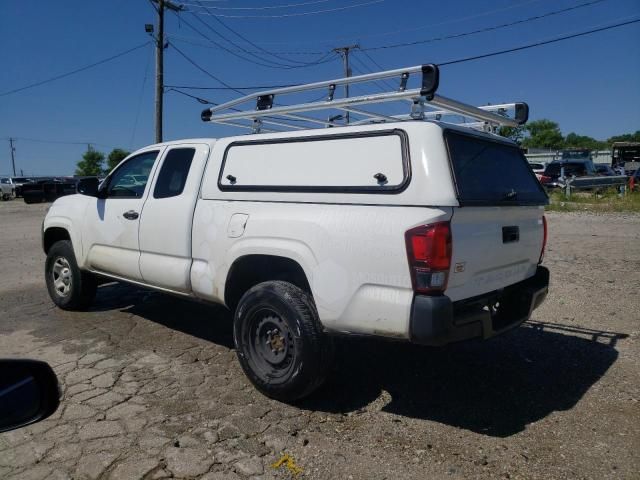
[1,177,16,200]
[42,66,549,400]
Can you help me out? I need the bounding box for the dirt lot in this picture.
[0,200,638,480]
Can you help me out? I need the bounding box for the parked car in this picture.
[594,164,616,176]
[630,167,640,192]
[22,178,79,204]
[0,177,16,200]
[42,120,550,401]
[9,177,34,197]
[529,162,546,180]
[539,159,597,188]
[561,148,593,161]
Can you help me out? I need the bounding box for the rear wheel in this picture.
[45,240,97,310]
[233,281,333,402]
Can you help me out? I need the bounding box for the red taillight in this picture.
[539,215,547,264]
[405,222,452,295]
[539,175,551,184]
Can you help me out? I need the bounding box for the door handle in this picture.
[123,210,139,220]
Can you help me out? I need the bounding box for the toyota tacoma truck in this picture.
[42,65,549,401]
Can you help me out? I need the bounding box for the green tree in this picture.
[521,119,564,150]
[607,131,640,144]
[106,148,130,173]
[498,125,526,144]
[563,133,606,150]
[75,148,105,176]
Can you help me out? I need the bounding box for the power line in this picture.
[163,19,640,104]
[359,49,386,71]
[349,55,391,93]
[189,0,384,18]
[167,33,331,59]
[172,11,337,69]
[193,0,319,66]
[173,12,291,68]
[181,0,332,10]
[0,42,151,97]
[438,17,640,66]
[175,0,543,47]
[362,0,609,51]
[166,87,217,104]
[165,34,326,54]
[330,0,546,43]
[175,0,607,58]
[164,83,296,90]
[169,42,245,94]
[130,44,154,149]
[187,6,305,68]
[7,137,121,149]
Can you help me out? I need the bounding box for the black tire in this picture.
[45,240,97,311]
[233,280,333,402]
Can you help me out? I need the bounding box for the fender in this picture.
[213,237,318,306]
[44,195,90,268]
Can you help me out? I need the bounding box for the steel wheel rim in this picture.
[247,308,296,381]
[52,257,72,298]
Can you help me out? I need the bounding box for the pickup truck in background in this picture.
[611,141,640,175]
[42,121,549,401]
[0,177,16,200]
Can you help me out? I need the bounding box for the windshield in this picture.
[445,131,548,206]
[562,150,591,160]
[544,162,593,177]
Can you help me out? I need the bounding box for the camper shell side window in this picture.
[218,129,410,194]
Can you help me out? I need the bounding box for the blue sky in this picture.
[1,0,639,176]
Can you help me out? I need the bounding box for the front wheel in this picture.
[45,240,97,311]
[233,281,333,402]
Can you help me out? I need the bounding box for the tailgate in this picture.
[446,206,544,301]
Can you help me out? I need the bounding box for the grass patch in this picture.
[546,188,640,213]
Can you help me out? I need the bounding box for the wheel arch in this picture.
[43,208,85,266]
[43,227,71,254]
[224,254,312,311]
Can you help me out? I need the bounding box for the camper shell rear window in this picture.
[444,130,548,206]
[218,129,410,194]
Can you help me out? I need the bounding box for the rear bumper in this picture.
[409,266,549,346]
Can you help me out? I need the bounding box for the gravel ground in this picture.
[0,201,638,480]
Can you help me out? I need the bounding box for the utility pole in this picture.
[333,45,359,124]
[150,0,182,144]
[9,138,16,176]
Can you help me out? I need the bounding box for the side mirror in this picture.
[77,177,100,197]
[0,359,60,433]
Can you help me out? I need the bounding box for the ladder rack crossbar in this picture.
[206,88,426,122]
[429,95,519,127]
[206,64,429,116]
[200,63,528,132]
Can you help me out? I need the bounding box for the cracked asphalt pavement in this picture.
[1,201,639,479]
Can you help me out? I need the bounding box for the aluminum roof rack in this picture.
[200,64,529,133]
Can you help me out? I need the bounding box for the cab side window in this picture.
[153,148,195,199]
[107,151,158,198]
